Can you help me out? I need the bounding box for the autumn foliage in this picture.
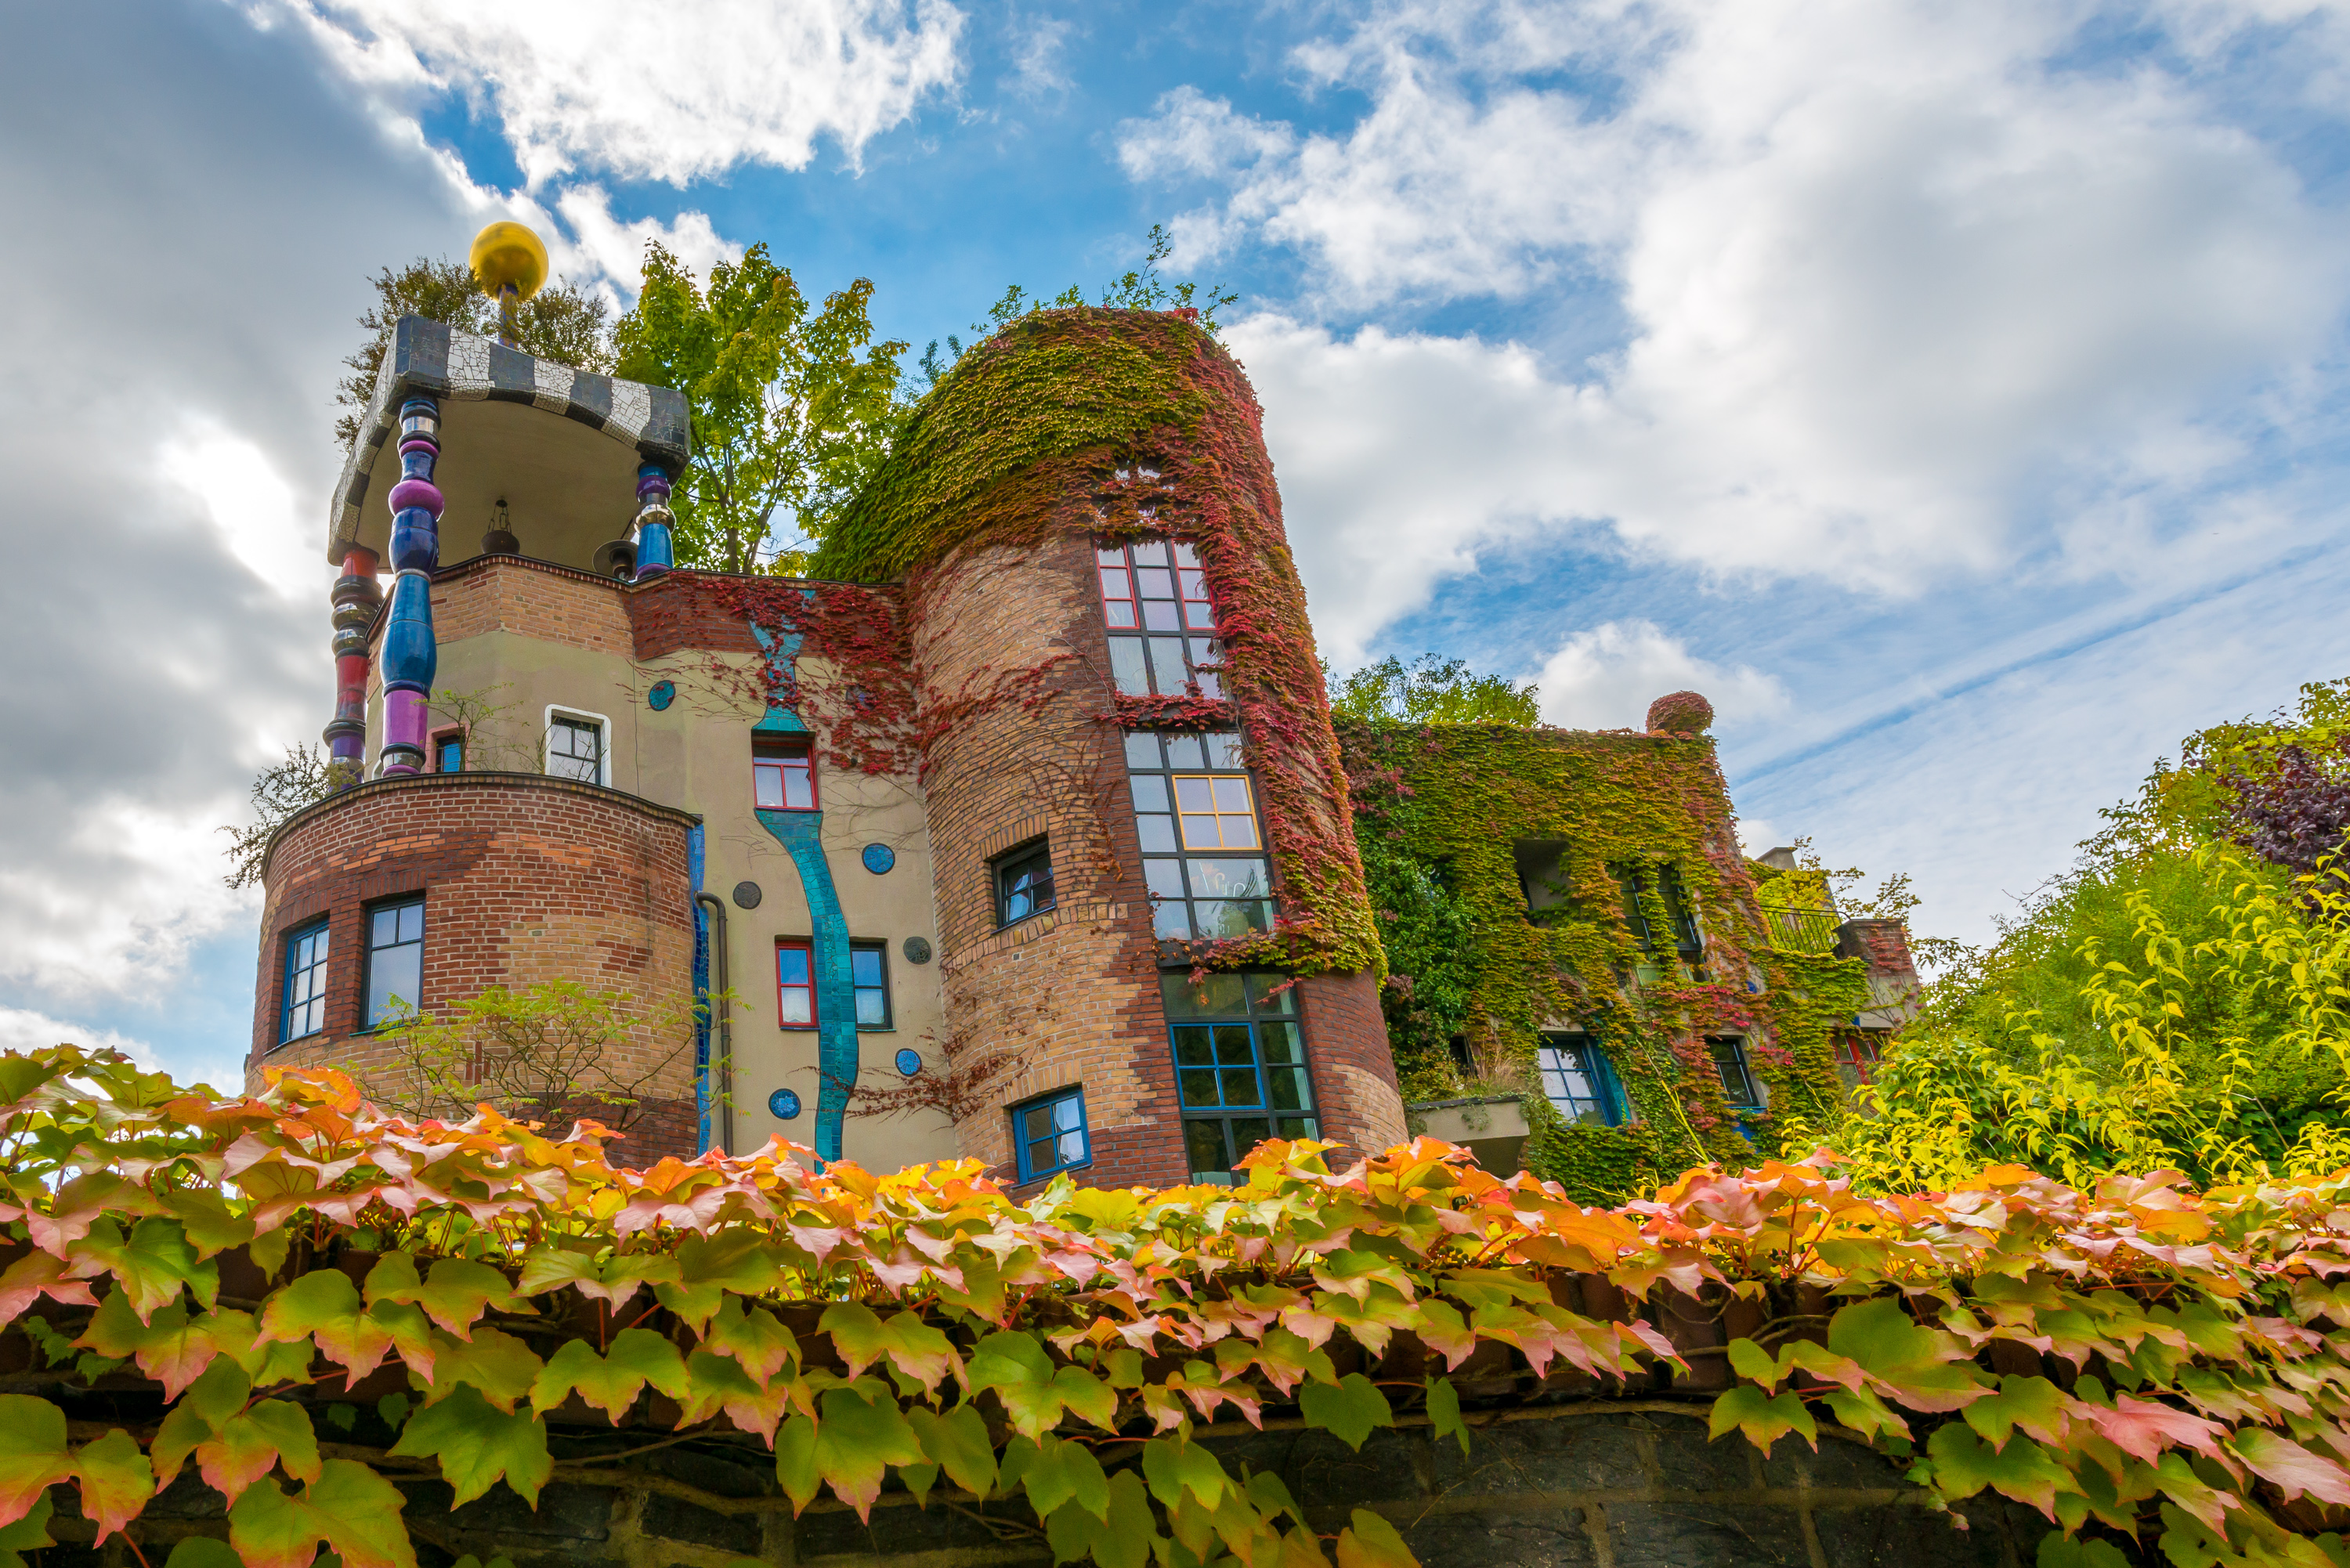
[2,1045,2350,1568]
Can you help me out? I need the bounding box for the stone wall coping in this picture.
[259,770,703,887]
[1405,1093,1528,1112]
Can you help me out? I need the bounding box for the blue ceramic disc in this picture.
[862,842,896,874]
[894,1049,922,1078]
[647,679,675,710]
[768,1088,801,1120]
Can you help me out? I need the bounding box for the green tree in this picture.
[613,242,907,576]
[1329,655,1542,727]
[220,744,354,890]
[335,258,613,450]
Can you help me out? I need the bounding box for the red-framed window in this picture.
[754,737,816,811]
[1834,1032,1883,1085]
[777,939,817,1028]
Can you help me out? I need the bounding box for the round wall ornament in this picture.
[732,881,762,909]
[768,1089,801,1120]
[647,680,675,710]
[861,842,896,874]
[895,1049,923,1077]
[902,936,933,964]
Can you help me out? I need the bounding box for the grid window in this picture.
[777,940,817,1028]
[547,716,602,783]
[995,841,1056,927]
[754,738,817,811]
[1613,862,1703,965]
[1163,973,1316,1183]
[1126,732,1274,941]
[1096,539,1222,698]
[1708,1037,1762,1109]
[1538,1034,1627,1127]
[434,734,463,774]
[851,942,891,1029]
[1012,1088,1090,1181]
[280,920,330,1042]
[1834,1032,1884,1088]
[362,898,424,1030]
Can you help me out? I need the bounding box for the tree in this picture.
[219,744,352,890]
[1329,654,1541,727]
[335,257,613,451]
[613,243,907,576]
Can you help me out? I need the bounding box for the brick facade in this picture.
[248,772,701,1165]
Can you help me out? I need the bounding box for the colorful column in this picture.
[323,546,380,785]
[634,462,675,578]
[378,396,443,775]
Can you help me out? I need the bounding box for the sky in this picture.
[2,0,2348,1089]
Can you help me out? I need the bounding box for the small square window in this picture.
[362,896,425,1030]
[1012,1087,1090,1181]
[434,732,464,774]
[547,716,603,783]
[754,737,817,811]
[851,942,891,1029]
[995,840,1056,927]
[280,919,330,1043]
[777,940,817,1029]
[1708,1036,1762,1109]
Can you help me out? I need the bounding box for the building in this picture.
[248,297,1913,1194]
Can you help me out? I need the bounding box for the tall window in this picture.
[1097,539,1221,698]
[1126,732,1272,940]
[1011,1087,1090,1182]
[547,715,603,783]
[995,840,1056,927]
[777,940,816,1028]
[1834,1033,1883,1088]
[1614,862,1704,966]
[1164,972,1317,1183]
[362,897,424,1030]
[434,733,463,773]
[1708,1036,1762,1109]
[754,737,816,811]
[1538,1034,1627,1127]
[280,920,330,1043]
[851,941,891,1028]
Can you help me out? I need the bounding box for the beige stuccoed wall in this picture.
[364,562,956,1172]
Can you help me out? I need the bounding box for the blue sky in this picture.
[3,0,2348,1089]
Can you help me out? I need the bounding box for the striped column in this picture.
[322,546,380,784]
[378,396,443,775]
[634,462,675,578]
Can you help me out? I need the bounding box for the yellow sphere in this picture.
[469,221,548,301]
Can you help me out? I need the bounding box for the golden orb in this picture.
[468,221,548,301]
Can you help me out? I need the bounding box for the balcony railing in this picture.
[1762,905,1841,954]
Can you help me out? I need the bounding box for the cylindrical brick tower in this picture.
[812,307,1406,1188]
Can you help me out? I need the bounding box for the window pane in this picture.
[1123,732,1162,768]
[1179,569,1207,600]
[1162,973,1248,1018]
[1274,1116,1315,1140]
[1132,540,1170,565]
[1152,902,1193,939]
[1179,1068,1219,1104]
[1204,732,1244,768]
[1130,775,1171,813]
[1172,1026,1215,1065]
[1229,1116,1271,1154]
[1053,1097,1083,1132]
[1100,567,1132,601]
[851,948,883,987]
[1244,974,1293,1015]
[400,902,423,942]
[1162,734,1205,769]
[1106,599,1140,630]
[1056,1126,1086,1166]
[1134,815,1177,853]
[781,989,814,1025]
[783,761,815,809]
[855,991,888,1027]
[1195,898,1275,937]
[1022,1101,1057,1142]
[1267,1066,1309,1111]
[1137,568,1174,599]
[1171,542,1198,567]
[1184,1118,1228,1176]
[1143,860,1187,900]
[1258,1020,1303,1062]
[1213,1024,1255,1064]
[1186,858,1268,899]
[1148,638,1188,693]
[1143,598,1181,631]
[1219,1068,1261,1105]
[1109,638,1150,695]
[778,948,810,985]
[1209,777,1253,813]
[754,763,784,808]
[366,941,421,1028]
[372,907,397,946]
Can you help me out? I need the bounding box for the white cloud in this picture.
[1005,13,1076,96]
[158,423,312,600]
[264,0,966,187]
[1533,619,1790,732]
[554,187,743,298]
[0,1007,161,1070]
[1141,0,2350,633]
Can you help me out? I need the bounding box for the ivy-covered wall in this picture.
[1338,703,1877,1201]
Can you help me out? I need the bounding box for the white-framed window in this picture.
[544,706,611,786]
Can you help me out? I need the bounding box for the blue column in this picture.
[378,397,443,774]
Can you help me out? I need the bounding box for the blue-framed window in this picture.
[1538,1033,1629,1127]
[1165,972,1318,1183]
[1708,1036,1762,1110]
[280,919,331,1043]
[434,733,463,773]
[851,941,891,1028]
[362,896,425,1029]
[1012,1087,1090,1181]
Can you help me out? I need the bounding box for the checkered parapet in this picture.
[324,315,689,566]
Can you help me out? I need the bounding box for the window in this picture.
[1834,1032,1884,1088]
[362,897,424,1030]
[434,734,463,773]
[776,940,816,1028]
[1538,1034,1627,1127]
[1515,840,1571,918]
[754,737,817,811]
[546,714,603,784]
[995,841,1056,927]
[851,942,891,1029]
[1097,539,1222,698]
[1708,1037,1762,1109]
[1126,732,1274,941]
[1164,973,1317,1183]
[1614,862,1704,966]
[1012,1087,1090,1182]
[280,920,330,1043]
[1659,865,1704,961]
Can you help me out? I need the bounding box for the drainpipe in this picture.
[695,893,733,1156]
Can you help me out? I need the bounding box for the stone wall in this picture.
[44,1404,2050,1568]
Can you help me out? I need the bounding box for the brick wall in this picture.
[426,555,636,656]
[248,771,702,1165]
[1297,970,1409,1156]
[624,572,768,659]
